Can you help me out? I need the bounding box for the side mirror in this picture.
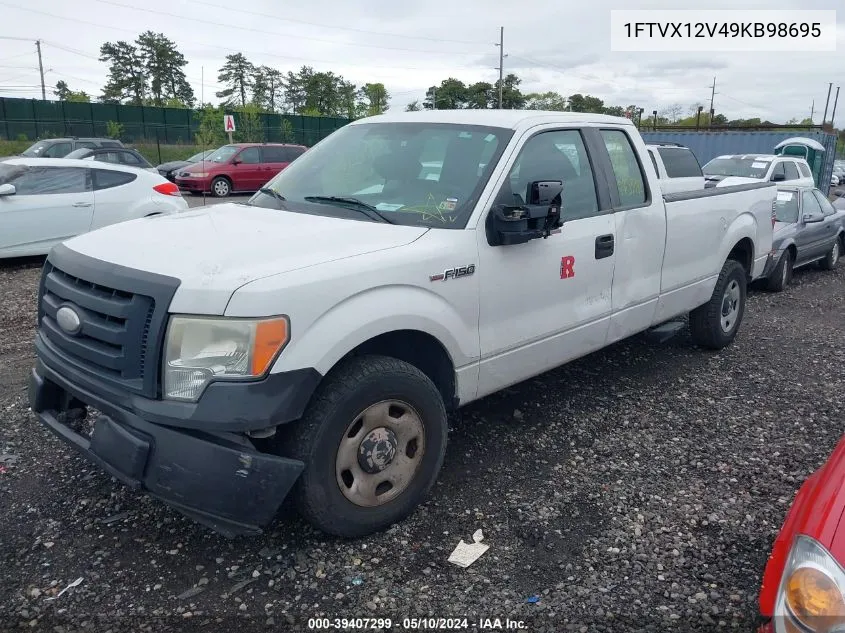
[232,158,242,165]
[803,212,823,223]
[0,183,16,196]
[486,180,563,246]
[771,173,786,182]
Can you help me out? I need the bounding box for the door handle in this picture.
[595,234,614,259]
[72,202,92,207]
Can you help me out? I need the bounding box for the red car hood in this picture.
[759,435,845,617]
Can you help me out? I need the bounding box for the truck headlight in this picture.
[774,535,845,633]
[163,315,289,402]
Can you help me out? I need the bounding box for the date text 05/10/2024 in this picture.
[306,618,529,630]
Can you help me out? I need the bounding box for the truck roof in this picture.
[351,109,635,130]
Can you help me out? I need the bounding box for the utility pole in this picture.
[708,76,717,126]
[822,82,833,125]
[35,39,46,100]
[810,100,814,123]
[831,87,840,128]
[495,27,504,109]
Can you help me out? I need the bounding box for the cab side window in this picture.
[802,189,823,218]
[496,129,599,221]
[237,147,260,164]
[783,161,800,181]
[770,162,786,181]
[797,162,812,178]
[600,129,647,207]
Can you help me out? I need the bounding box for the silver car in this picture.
[760,186,845,291]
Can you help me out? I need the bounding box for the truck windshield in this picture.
[702,157,769,178]
[251,121,514,229]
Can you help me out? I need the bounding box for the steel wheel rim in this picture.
[782,255,789,287]
[214,180,228,196]
[832,241,839,265]
[720,279,741,333]
[335,399,426,508]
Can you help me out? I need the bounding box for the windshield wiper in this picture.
[257,187,287,208]
[304,195,396,224]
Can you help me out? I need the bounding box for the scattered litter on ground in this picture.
[45,577,83,601]
[525,595,540,604]
[447,529,489,568]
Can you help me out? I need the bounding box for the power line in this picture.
[90,0,480,56]
[181,0,486,46]
[3,5,485,74]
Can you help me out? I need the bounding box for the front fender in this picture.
[269,284,478,378]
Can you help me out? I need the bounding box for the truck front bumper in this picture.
[29,339,321,537]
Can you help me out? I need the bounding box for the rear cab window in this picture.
[798,162,812,178]
[600,129,648,207]
[656,147,702,178]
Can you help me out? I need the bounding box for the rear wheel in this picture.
[286,355,448,538]
[820,239,840,270]
[689,259,747,350]
[211,177,231,198]
[766,249,793,292]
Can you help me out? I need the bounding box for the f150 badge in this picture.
[430,265,475,282]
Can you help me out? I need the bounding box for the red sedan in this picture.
[758,435,845,632]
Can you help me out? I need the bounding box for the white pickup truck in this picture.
[28,110,776,538]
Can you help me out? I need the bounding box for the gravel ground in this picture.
[1,255,844,633]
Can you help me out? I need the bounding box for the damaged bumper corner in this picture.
[29,362,306,538]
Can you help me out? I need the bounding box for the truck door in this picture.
[475,127,616,399]
[597,128,668,343]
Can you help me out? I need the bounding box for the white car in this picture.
[0,157,187,258]
[644,142,705,194]
[703,154,815,189]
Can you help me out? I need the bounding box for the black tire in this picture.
[820,238,840,270]
[210,176,231,198]
[766,249,792,292]
[286,355,448,538]
[689,259,747,350]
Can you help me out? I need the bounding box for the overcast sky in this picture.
[0,0,843,124]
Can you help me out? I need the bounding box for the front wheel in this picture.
[689,259,747,350]
[210,177,231,198]
[820,239,840,270]
[286,355,448,538]
[766,249,792,292]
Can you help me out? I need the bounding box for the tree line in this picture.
[52,31,390,120]
[409,76,816,128]
[50,31,819,129]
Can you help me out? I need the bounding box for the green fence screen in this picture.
[0,97,352,146]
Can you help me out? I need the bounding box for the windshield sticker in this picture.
[751,162,768,169]
[438,197,458,211]
[459,131,473,138]
[375,203,404,211]
[484,134,496,142]
[777,191,794,201]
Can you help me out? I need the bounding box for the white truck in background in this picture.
[28,110,776,538]
[644,142,705,194]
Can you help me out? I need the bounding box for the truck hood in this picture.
[61,202,429,314]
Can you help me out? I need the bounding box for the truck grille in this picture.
[36,246,181,399]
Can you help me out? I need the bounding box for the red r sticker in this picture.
[560,256,575,279]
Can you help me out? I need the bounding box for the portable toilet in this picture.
[774,137,826,188]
